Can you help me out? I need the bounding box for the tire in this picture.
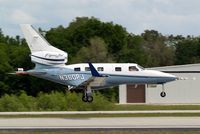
[82,96,88,102]
[160,92,166,97]
[87,96,93,103]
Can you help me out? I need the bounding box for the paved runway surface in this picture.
[1,117,200,130]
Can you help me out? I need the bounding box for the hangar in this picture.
[119,63,200,104]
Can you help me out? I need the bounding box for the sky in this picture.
[1,0,200,37]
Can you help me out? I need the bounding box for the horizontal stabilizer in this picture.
[8,71,29,75]
[8,70,46,75]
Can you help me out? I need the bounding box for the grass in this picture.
[113,104,200,111]
[2,92,200,112]
[1,113,200,118]
[2,104,200,118]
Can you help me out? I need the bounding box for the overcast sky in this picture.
[1,0,200,37]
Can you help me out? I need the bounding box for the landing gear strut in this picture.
[82,87,93,103]
[160,84,166,97]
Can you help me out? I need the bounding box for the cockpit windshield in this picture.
[137,65,145,70]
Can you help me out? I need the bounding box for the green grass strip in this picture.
[1,113,200,118]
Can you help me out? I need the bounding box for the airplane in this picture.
[15,24,177,102]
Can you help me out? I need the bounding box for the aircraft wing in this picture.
[79,76,107,87]
[75,63,108,88]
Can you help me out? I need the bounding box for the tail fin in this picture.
[20,24,68,66]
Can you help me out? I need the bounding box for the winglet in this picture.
[88,63,101,77]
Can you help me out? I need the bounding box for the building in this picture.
[119,64,200,104]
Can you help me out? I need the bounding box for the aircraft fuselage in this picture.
[28,63,177,90]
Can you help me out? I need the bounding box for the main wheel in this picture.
[87,96,93,103]
[160,91,166,97]
[82,96,88,102]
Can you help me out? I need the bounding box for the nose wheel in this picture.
[160,91,166,97]
[160,84,166,97]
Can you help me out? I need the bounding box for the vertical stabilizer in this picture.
[20,24,68,65]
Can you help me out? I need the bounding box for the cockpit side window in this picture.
[129,66,139,71]
[137,65,145,70]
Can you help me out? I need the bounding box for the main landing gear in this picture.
[160,84,166,97]
[82,87,93,103]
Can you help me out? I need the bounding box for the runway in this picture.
[1,117,200,130]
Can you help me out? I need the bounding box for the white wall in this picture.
[119,84,127,104]
[146,73,200,104]
[118,64,200,104]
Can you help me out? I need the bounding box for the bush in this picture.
[90,92,114,111]
[0,94,26,111]
[36,92,67,111]
[0,91,115,111]
[65,92,88,111]
[18,92,37,111]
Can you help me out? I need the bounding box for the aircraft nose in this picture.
[162,72,177,81]
[145,70,177,83]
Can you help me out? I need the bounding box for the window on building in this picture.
[97,67,104,71]
[74,67,81,71]
[115,67,122,71]
[85,67,90,71]
[129,66,139,71]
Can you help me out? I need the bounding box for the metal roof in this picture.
[149,63,200,72]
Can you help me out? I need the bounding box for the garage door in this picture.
[127,84,145,103]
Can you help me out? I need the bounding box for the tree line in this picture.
[0,16,200,97]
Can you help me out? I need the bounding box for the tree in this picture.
[2,17,200,99]
[141,30,175,67]
[72,37,113,63]
[0,43,13,95]
[0,29,6,43]
[119,34,147,65]
[46,17,128,62]
[175,38,200,65]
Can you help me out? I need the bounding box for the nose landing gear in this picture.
[160,91,166,97]
[160,84,166,97]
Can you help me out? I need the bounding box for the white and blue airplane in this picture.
[15,24,177,102]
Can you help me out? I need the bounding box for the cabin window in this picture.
[97,67,104,71]
[115,67,121,71]
[129,66,138,71]
[74,67,81,71]
[85,67,90,71]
